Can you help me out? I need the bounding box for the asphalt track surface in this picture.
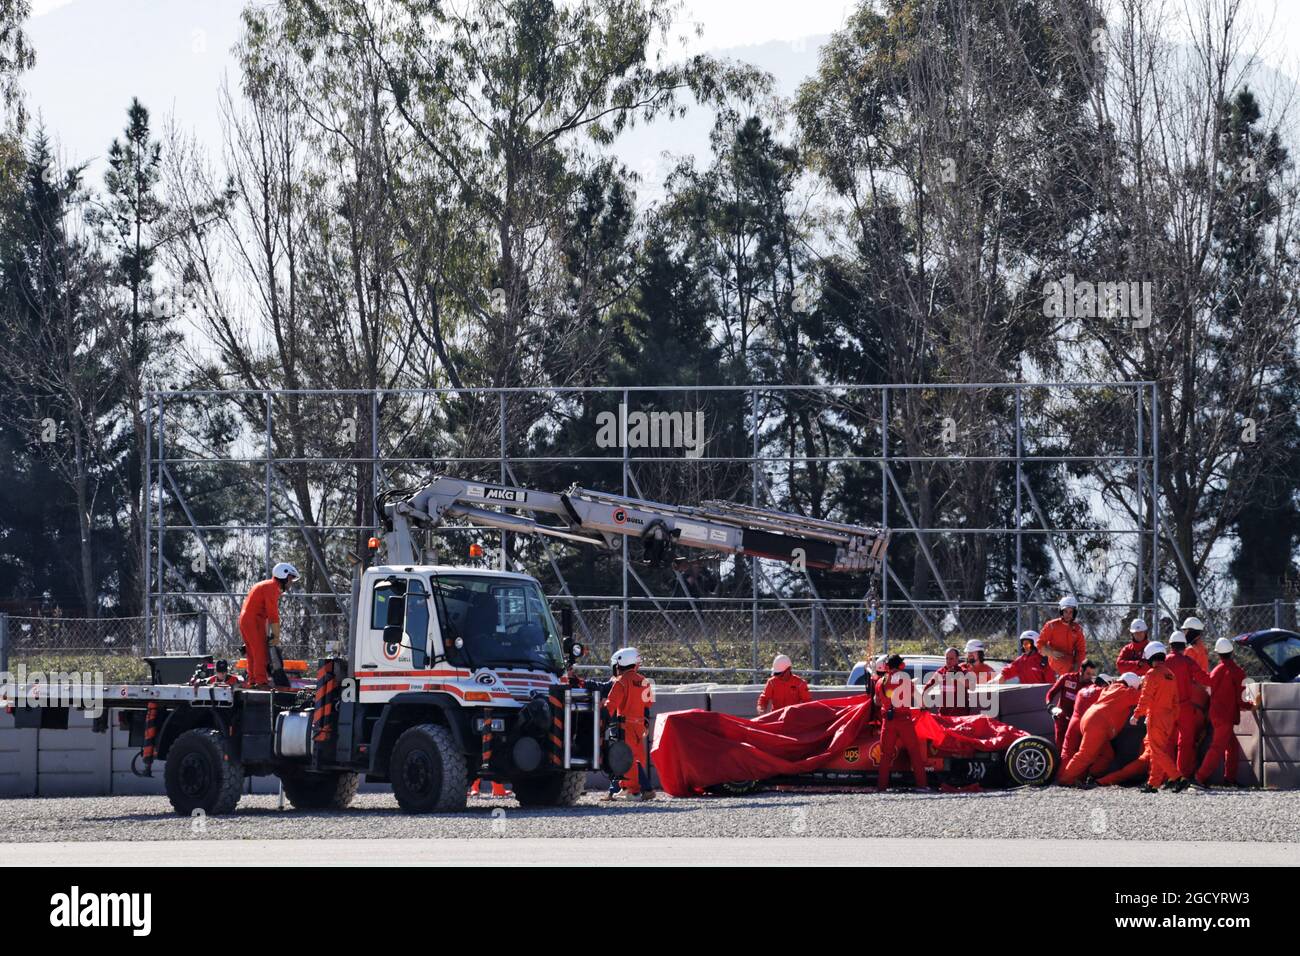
[1,787,1298,864]
[6,836,1296,866]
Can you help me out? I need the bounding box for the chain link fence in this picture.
[5,599,1296,686]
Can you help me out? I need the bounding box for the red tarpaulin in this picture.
[651,695,1027,796]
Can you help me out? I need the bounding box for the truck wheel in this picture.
[1005,735,1056,786]
[279,770,359,811]
[513,771,586,807]
[390,723,467,813]
[165,728,244,816]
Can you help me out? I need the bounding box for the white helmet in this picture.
[1168,630,1187,645]
[611,647,640,668]
[1059,595,1079,610]
[1129,618,1148,633]
[964,639,985,654]
[771,654,793,675]
[1180,616,1205,631]
[1018,629,1039,645]
[271,562,299,580]
[1214,637,1234,654]
[1121,672,1142,688]
[1143,641,1167,660]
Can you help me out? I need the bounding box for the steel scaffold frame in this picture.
[145,382,1174,662]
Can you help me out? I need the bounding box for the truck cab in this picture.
[356,564,566,688]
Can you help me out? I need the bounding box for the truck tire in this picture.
[390,723,468,813]
[279,770,359,811]
[164,728,244,816]
[513,771,586,807]
[1004,735,1056,786]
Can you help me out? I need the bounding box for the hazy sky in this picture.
[20,0,1300,178]
[21,0,855,174]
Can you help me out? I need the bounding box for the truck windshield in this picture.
[430,574,565,673]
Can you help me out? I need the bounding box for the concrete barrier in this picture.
[0,707,37,797]
[36,710,111,797]
[706,687,765,716]
[1258,682,1300,709]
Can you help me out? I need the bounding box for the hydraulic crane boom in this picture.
[379,475,889,574]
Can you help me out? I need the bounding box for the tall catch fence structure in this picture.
[118,382,1236,680]
[4,602,1294,685]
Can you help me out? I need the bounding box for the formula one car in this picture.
[652,695,1057,796]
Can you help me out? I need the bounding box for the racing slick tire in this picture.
[279,769,359,810]
[390,723,468,813]
[513,770,586,807]
[719,779,761,795]
[164,728,244,816]
[1004,735,1057,786]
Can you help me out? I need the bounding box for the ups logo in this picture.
[842,746,860,763]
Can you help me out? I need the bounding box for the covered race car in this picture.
[652,695,1056,796]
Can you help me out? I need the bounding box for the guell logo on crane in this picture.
[595,404,706,459]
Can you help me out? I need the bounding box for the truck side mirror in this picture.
[560,606,574,638]
[383,623,404,646]
[385,595,406,629]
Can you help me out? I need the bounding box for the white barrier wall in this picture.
[1259,682,1300,789]
[0,708,37,797]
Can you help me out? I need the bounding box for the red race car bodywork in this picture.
[652,695,1056,796]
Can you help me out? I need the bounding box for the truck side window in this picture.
[370,589,390,629]
[405,581,430,669]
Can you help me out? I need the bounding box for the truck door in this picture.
[359,576,432,672]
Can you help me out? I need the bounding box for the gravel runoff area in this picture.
[1,786,1298,845]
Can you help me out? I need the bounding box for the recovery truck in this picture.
[3,476,888,815]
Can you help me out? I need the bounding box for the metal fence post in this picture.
[609,604,619,656]
[1274,599,1282,630]
[750,388,759,678]
[811,604,822,675]
[0,612,9,674]
[197,610,209,656]
[1015,386,1023,635]
[881,386,889,653]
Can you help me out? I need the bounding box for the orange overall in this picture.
[1057,682,1139,785]
[1195,658,1252,786]
[1036,617,1087,678]
[1166,649,1211,777]
[238,578,282,688]
[1134,662,1182,787]
[758,670,811,713]
[606,669,652,794]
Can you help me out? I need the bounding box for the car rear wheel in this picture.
[1005,735,1056,786]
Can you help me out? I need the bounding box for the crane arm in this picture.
[380,475,888,574]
